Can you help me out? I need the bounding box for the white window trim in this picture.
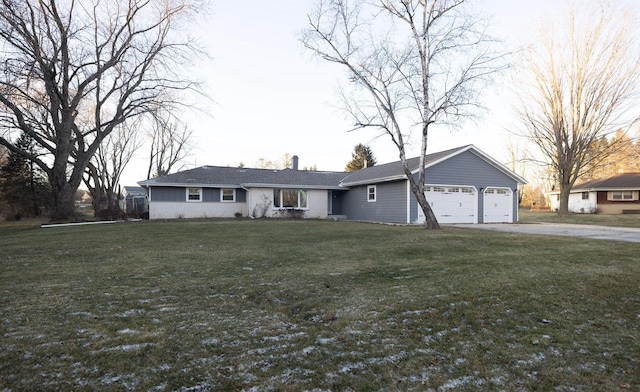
[367,185,376,202]
[221,188,236,202]
[273,189,309,210]
[607,190,637,201]
[186,187,202,202]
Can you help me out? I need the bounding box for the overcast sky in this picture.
[120,0,639,185]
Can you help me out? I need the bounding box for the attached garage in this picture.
[483,187,513,223]
[417,185,477,224]
[338,145,527,224]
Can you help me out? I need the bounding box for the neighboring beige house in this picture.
[548,173,640,214]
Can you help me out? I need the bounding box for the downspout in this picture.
[240,185,251,218]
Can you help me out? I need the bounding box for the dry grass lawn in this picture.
[1,219,638,391]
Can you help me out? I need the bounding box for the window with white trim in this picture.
[186,187,202,202]
[367,185,376,202]
[273,189,308,209]
[581,192,589,200]
[608,191,636,201]
[221,188,235,202]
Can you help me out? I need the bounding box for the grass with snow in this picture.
[1,219,639,391]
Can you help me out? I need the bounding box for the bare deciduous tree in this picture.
[301,0,507,228]
[84,119,142,219]
[146,112,193,179]
[254,153,294,170]
[516,1,640,216]
[0,0,204,221]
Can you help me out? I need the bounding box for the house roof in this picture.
[137,145,527,189]
[340,145,528,186]
[572,172,640,191]
[123,186,146,196]
[137,166,349,189]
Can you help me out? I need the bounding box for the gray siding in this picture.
[151,186,246,203]
[419,150,519,223]
[344,150,519,224]
[151,186,185,202]
[342,181,408,223]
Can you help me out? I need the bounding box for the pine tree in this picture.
[0,134,50,219]
[345,144,377,172]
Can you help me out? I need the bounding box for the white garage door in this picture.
[483,188,512,223]
[418,186,477,224]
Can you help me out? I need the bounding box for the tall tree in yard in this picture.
[516,1,640,216]
[146,111,193,179]
[0,0,204,222]
[302,0,507,228]
[345,144,377,172]
[84,119,143,219]
[0,133,50,218]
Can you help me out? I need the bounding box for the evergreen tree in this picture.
[345,144,377,172]
[0,134,49,219]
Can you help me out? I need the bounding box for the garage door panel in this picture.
[483,188,512,223]
[420,186,477,224]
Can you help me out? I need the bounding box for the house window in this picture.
[608,191,635,201]
[186,187,202,202]
[221,188,235,202]
[581,192,589,200]
[274,189,307,209]
[367,185,376,202]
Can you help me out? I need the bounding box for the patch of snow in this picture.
[262,332,306,342]
[69,311,93,317]
[117,329,136,335]
[97,343,152,353]
[438,376,476,390]
[117,309,145,317]
[317,337,336,344]
[454,358,467,366]
[201,337,219,345]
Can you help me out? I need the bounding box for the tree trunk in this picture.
[417,194,440,229]
[558,185,571,217]
[406,167,440,229]
[49,179,76,222]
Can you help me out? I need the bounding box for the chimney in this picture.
[292,155,299,170]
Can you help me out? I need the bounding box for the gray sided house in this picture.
[138,146,527,224]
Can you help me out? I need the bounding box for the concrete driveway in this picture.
[453,223,640,243]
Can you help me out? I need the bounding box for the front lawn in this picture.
[1,219,638,391]
[519,209,640,228]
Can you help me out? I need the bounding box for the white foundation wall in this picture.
[246,188,329,219]
[149,201,247,219]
